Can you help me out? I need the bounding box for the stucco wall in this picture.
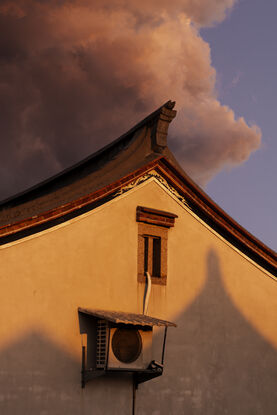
[0,178,276,414]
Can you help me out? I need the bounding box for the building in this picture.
[0,101,276,414]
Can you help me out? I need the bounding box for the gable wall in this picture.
[0,178,276,414]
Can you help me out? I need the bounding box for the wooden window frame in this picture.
[137,206,177,286]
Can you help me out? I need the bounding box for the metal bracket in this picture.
[134,366,163,389]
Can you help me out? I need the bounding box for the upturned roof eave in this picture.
[0,100,176,208]
[0,100,275,275]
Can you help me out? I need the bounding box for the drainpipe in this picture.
[143,271,152,315]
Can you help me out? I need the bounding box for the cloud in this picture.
[0,0,260,199]
[170,101,261,185]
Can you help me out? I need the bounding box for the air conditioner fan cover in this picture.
[111,328,142,363]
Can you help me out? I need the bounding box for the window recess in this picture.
[143,236,161,277]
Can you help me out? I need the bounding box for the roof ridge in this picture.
[0,100,176,207]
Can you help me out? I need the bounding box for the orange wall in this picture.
[0,176,276,414]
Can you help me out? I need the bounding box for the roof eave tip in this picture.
[164,100,176,110]
[151,100,177,153]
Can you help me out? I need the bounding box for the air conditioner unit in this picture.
[78,308,176,388]
[96,320,152,371]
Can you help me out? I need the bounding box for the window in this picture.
[137,206,177,285]
[143,235,161,277]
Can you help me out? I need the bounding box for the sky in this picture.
[0,0,275,250]
[201,0,277,250]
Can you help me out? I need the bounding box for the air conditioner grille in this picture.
[96,320,107,368]
[112,328,142,363]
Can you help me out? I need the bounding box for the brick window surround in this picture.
[136,206,177,285]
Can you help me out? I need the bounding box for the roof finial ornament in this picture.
[151,100,177,153]
[164,100,176,110]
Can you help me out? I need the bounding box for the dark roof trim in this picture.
[78,308,177,327]
[0,158,162,239]
[0,156,275,275]
[0,154,276,275]
[156,158,277,275]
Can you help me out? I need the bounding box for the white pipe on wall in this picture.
[143,271,152,315]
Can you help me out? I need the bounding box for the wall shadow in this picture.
[0,330,132,415]
[0,250,276,414]
[137,249,277,415]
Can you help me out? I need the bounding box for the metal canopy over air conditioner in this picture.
[78,308,176,388]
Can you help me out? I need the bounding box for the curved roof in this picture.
[0,101,276,276]
[0,101,177,227]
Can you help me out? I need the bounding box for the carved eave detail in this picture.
[151,101,177,153]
